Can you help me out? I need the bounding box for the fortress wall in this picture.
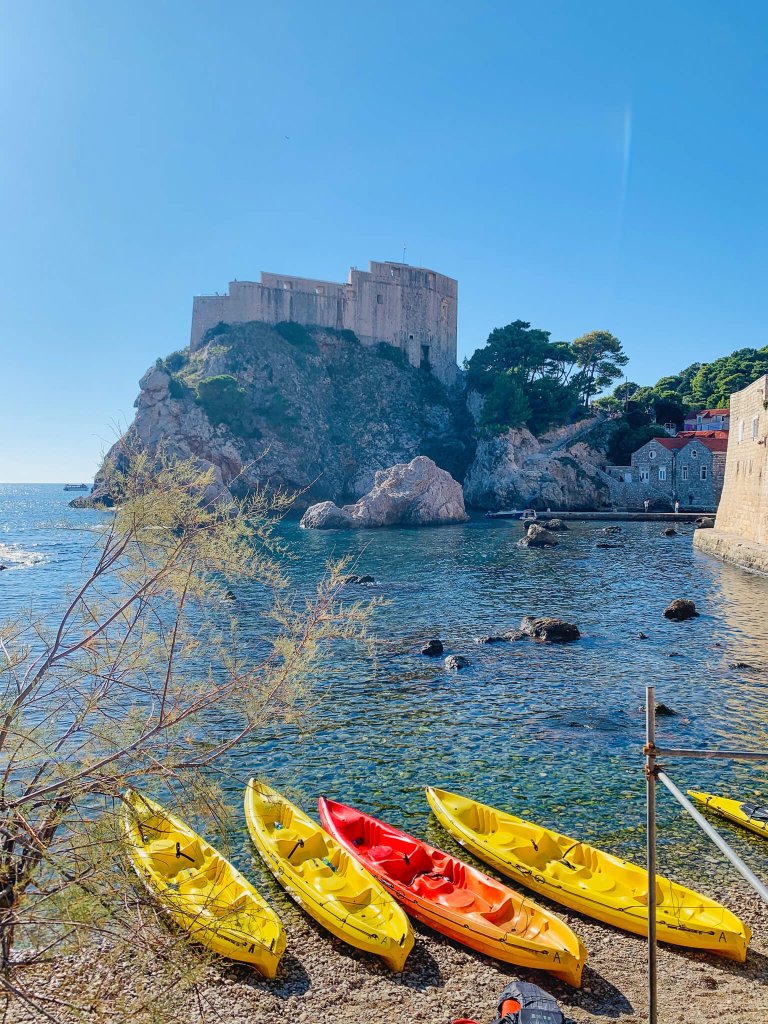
[713,374,768,544]
[694,375,768,574]
[189,261,458,383]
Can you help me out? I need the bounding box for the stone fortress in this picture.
[694,373,768,573]
[190,260,458,385]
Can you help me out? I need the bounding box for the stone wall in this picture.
[709,375,768,543]
[693,374,768,574]
[190,260,458,384]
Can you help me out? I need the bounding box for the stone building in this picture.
[695,374,768,572]
[683,407,730,431]
[190,260,458,384]
[631,434,728,509]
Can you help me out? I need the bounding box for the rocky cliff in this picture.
[102,322,475,508]
[463,418,618,510]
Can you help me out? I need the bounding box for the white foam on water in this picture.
[0,543,46,568]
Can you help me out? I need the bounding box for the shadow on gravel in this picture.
[671,944,768,984]
[566,964,634,1018]
[391,942,443,991]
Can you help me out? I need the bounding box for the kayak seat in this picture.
[309,869,348,893]
[632,881,664,906]
[147,838,202,876]
[545,860,594,885]
[410,872,454,898]
[369,844,394,863]
[435,888,476,910]
[481,895,515,923]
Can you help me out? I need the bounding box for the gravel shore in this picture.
[4,878,766,1023]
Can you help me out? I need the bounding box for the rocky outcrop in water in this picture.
[300,457,468,529]
[663,599,699,621]
[518,523,558,547]
[98,322,474,509]
[520,615,581,642]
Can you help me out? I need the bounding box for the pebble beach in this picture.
[5,876,766,1023]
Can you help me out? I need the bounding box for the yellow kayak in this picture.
[122,789,285,977]
[688,790,768,841]
[244,781,414,971]
[426,787,750,962]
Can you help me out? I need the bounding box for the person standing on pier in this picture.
[644,499,650,513]
[674,499,680,514]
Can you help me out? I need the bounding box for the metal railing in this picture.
[644,684,768,1023]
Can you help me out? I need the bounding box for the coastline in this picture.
[5,876,766,1023]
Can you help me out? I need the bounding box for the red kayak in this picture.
[318,797,586,987]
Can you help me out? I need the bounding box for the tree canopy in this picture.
[465,320,627,436]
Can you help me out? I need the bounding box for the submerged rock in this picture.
[602,525,622,534]
[475,635,510,644]
[518,523,558,547]
[520,615,580,643]
[663,598,699,621]
[444,654,469,671]
[542,518,568,531]
[662,527,678,537]
[501,628,528,641]
[301,457,468,529]
[596,541,624,548]
[696,517,715,529]
[636,631,649,640]
[343,574,375,585]
[655,702,678,717]
[421,639,444,657]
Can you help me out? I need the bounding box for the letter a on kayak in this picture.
[318,796,586,987]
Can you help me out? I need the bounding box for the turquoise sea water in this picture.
[2,483,768,889]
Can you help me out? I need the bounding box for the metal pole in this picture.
[653,746,768,762]
[656,770,768,904]
[645,685,658,1024]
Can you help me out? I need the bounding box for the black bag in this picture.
[494,981,565,1024]
[740,801,768,823]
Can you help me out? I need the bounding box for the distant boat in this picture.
[63,484,89,491]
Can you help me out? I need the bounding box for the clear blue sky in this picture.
[2,1,766,481]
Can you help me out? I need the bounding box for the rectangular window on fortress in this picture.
[640,467,649,482]
[682,466,689,481]
[377,294,383,303]
[739,420,745,442]
[752,415,760,438]
[658,467,667,481]
[701,466,707,481]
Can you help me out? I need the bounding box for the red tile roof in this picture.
[699,437,729,452]
[676,430,729,439]
[700,408,730,417]
[655,437,688,450]
[651,435,728,453]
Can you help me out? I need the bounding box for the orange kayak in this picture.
[318,797,586,987]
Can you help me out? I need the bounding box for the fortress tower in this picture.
[190,260,458,384]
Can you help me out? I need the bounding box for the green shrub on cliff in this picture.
[196,374,247,427]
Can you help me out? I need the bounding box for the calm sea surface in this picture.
[2,483,768,888]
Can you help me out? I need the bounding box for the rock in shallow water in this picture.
[444,654,469,671]
[518,524,558,547]
[520,615,580,643]
[300,457,468,529]
[542,518,568,531]
[663,598,699,621]
[421,639,444,657]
